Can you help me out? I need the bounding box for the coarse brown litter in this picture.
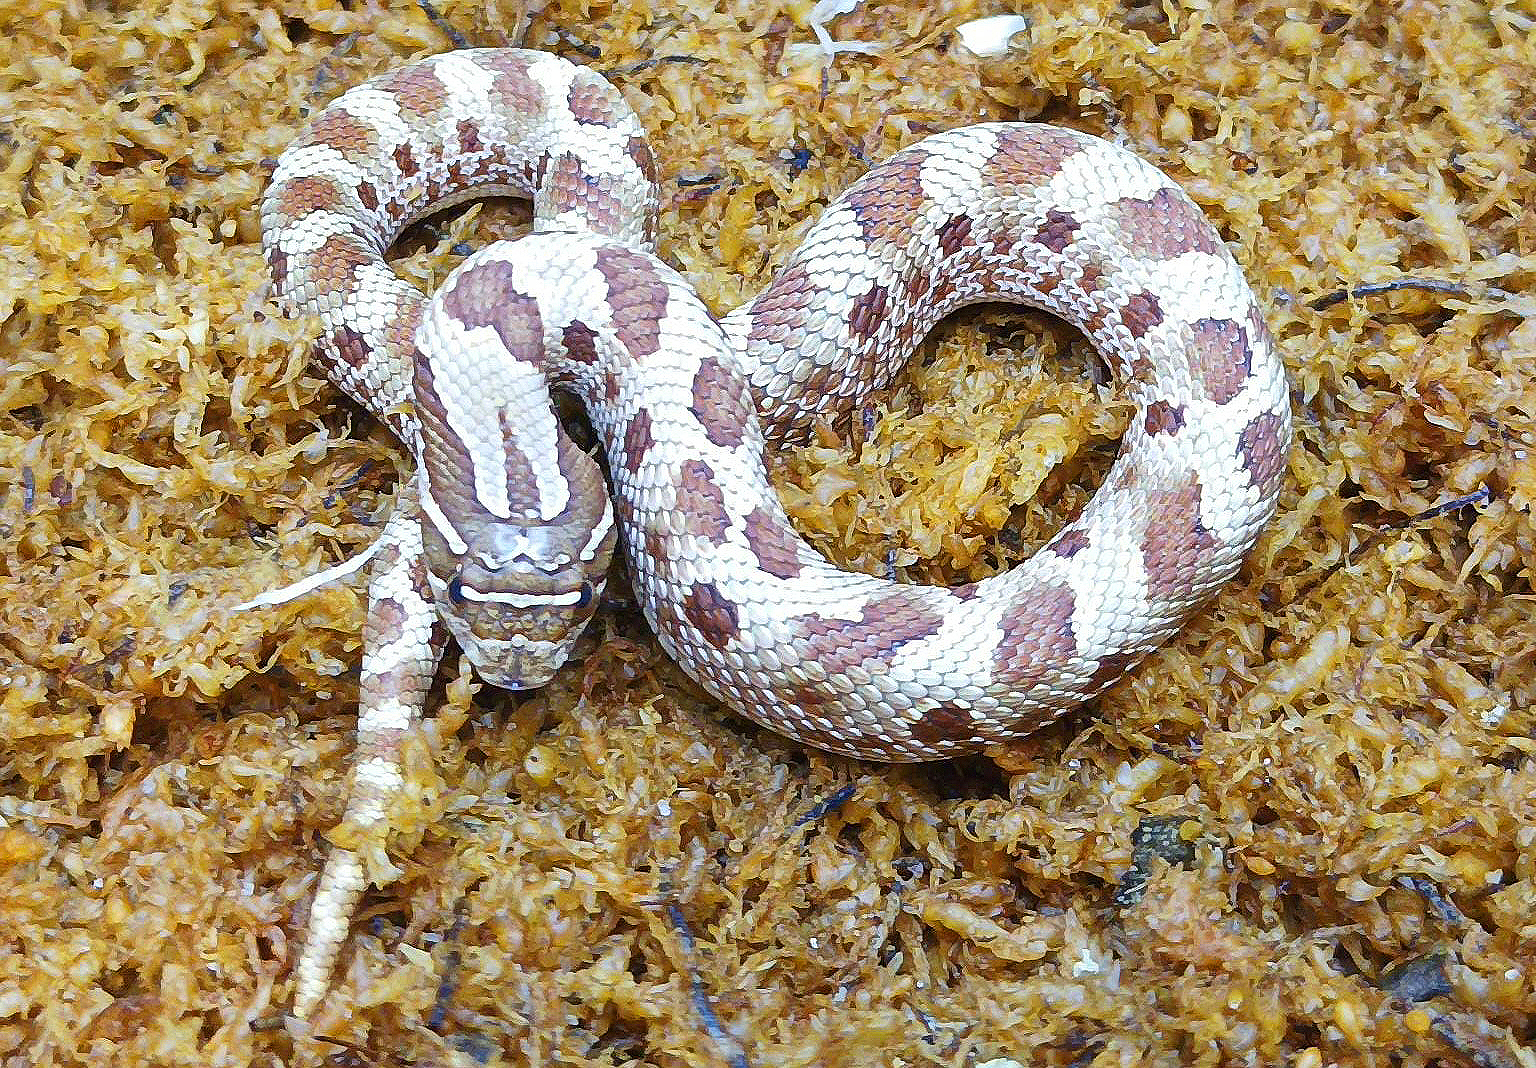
[2,0,1533,1065]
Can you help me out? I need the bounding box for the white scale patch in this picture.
[915,125,1000,212]
[269,142,366,189]
[1047,141,1174,216]
[435,51,503,123]
[337,89,415,148]
[269,207,364,257]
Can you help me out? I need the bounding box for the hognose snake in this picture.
[251,47,1291,1018]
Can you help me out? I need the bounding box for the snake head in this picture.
[416,466,618,691]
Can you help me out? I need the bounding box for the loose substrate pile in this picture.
[1,0,1533,1065]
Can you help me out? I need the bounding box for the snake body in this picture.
[259,48,1290,1018]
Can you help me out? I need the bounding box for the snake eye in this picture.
[445,576,466,606]
[574,582,598,611]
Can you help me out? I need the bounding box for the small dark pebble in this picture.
[1377,951,1453,1003]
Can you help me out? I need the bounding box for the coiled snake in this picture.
[253,48,1291,1018]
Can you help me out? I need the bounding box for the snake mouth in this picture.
[476,662,557,691]
[473,647,566,691]
[440,611,582,694]
[467,650,564,692]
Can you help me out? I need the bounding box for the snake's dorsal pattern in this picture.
[259,48,1290,1018]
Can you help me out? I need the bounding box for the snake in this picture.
[254,47,1291,1019]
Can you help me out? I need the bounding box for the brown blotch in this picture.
[626,135,657,179]
[1143,399,1186,435]
[988,224,1025,260]
[309,233,372,292]
[456,119,483,156]
[623,408,653,474]
[567,80,619,125]
[690,356,749,449]
[611,489,638,530]
[1077,264,1104,295]
[451,154,492,185]
[787,684,835,716]
[365,597,408,644]
[1051,527,1091,558]
[272,175,345,220]
[1237,411,1287,494]
[301,110,379,157]
[495,411,541,516]
[1121,291,1164,338]
[578,184,632,242]
[676,460,731,545]
[682,582,740,648]
[842,148,929,244]
[1187,318,1253,405]
[356,181,378,212]
[951,582,982,601]
[792,592,944,675]
[380,64,450,116]
[929,274,959,309]
[743,507,803,579]
[1109,188,1224,260]
[982,125,1085,189]
[1030,269,1063,298]
[482,52,547,115]
[909,703,978,745]
[382,300,423,363]
[1032,209,1080,253]
[543,153,629,233]
[392,141,419,178]
[1122,345,1156,380]
[411,359,473,496]
[643,530,669,578]
[799,366,836,407]
[268,247,290,293]
[902,269,932,304]
[746,262,817,348]
[362,658,416,699]
[1139,473,1220,600]
[993,584,1078,685]
[848,283,889,342]
[593,246,667,358]
[562,321,599,365]
[328,324,372,370]
[362,664,425,710]
[439,260,543,360]
[936,214,973,258]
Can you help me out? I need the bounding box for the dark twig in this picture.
[426,909,469,1033]
[312,33,360,91]
[1335,485,1495,573]
[1387,485,1493,528]
[793,783,857,829]
[415,0,469,49]
[603,56,709,77]
[1309,278,1477,311]
[1397,874,1469,929]
[665,904,751,1068]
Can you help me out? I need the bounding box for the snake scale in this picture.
[254,48,1291,1018]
